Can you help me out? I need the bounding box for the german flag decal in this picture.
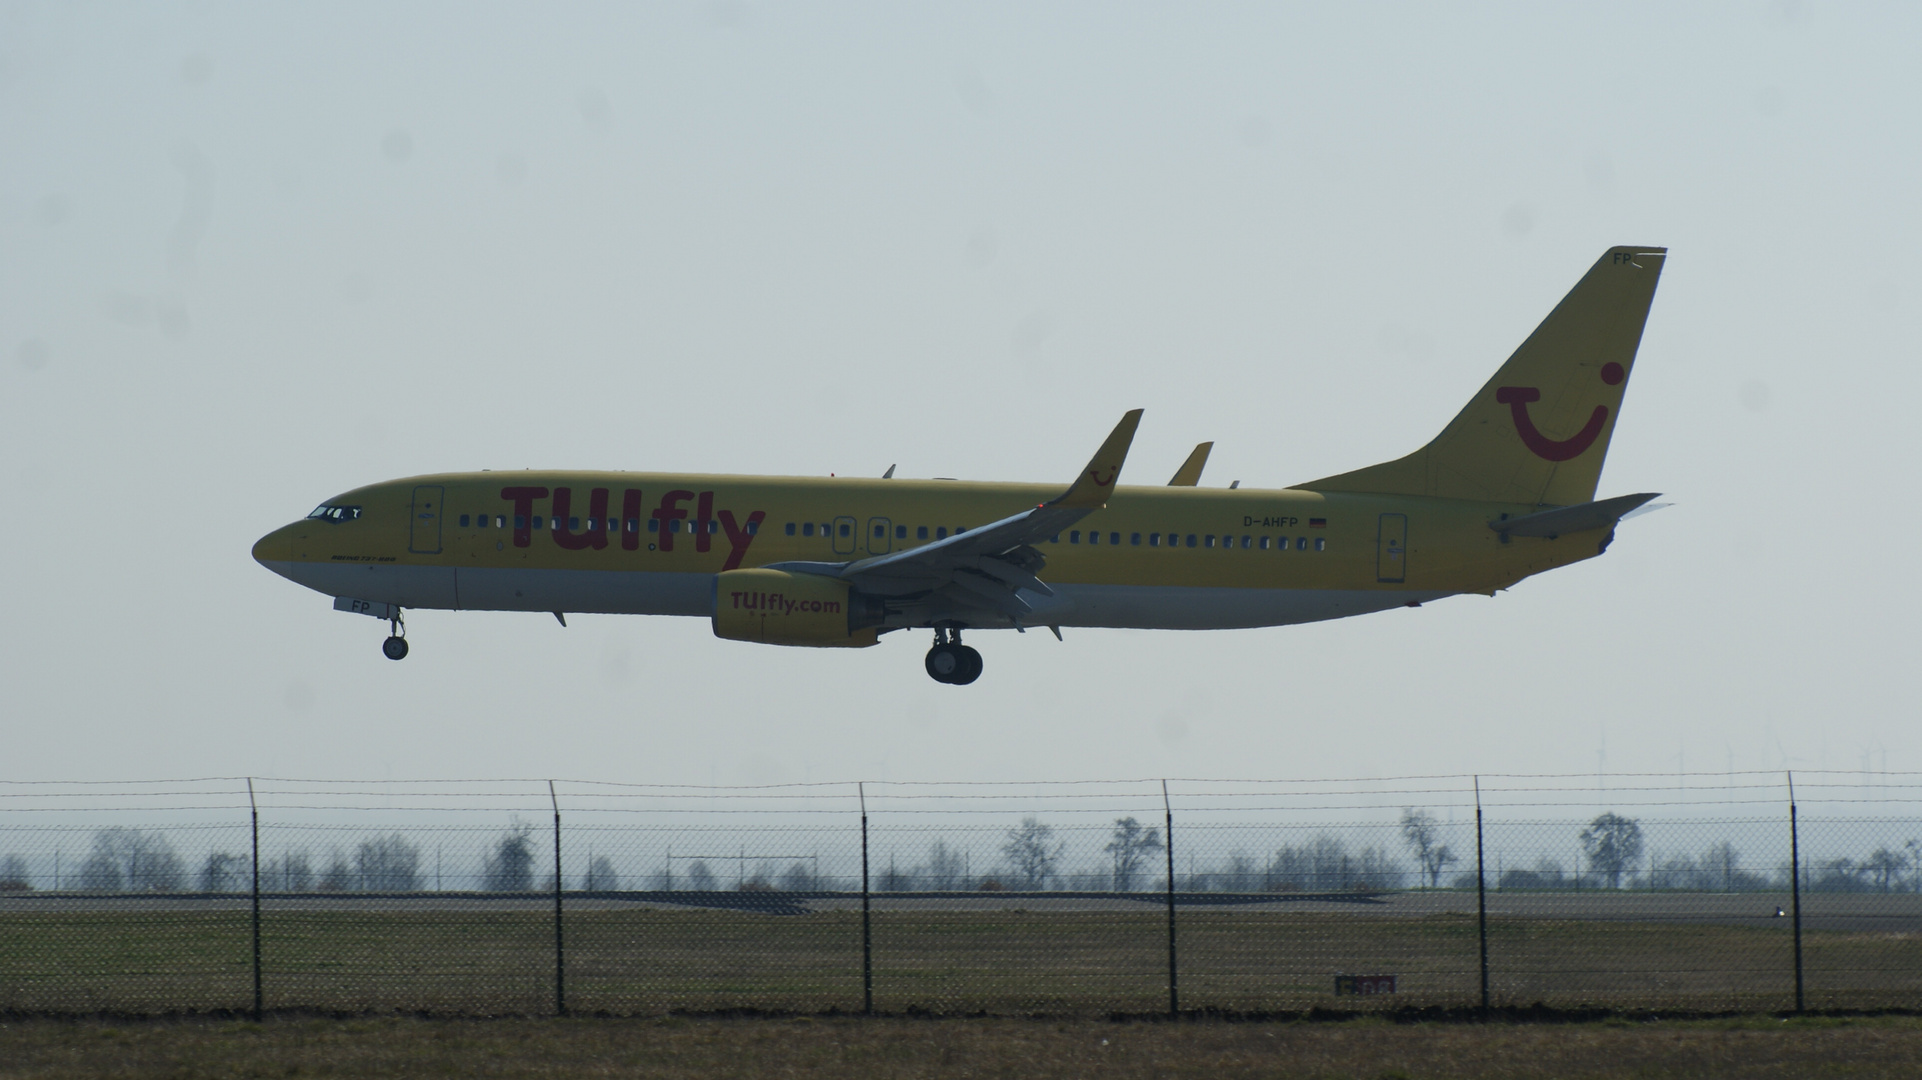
[1308,518,1327,529]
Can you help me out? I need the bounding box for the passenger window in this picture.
[496,516,505,529]
[459,514,470,527]
[670,520,682,533]
[1131,532,1141,545]
[1149,533,1160,547]
[895,525,906,539]
[1089,531,1098,545]
[533,516,545,529]
[802,523,814,537]
[918,526,929,540]
[874,524,885,538]
[840,523,851,538]
[571,517,582,530]
[1259,536,1270,550]
[1070,531,1080,544]
[786,523,797,536]
[1050,534,1060,543]
[1110,532,1121,545]
[1315,538,1326,551]
[515,515,527,529]
[1297,537,1308,551]
[1204,535,1215,548]
[648,519,660,533]
[936,527,948,539]
[1186,534,1197,548]
[1242,536,1252,549]
[746,521,758,535]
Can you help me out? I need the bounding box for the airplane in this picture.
[253,246,1667,684]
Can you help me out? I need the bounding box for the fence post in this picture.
[1163,779,1178,1017]
[248,777,261,1022]
[1789,771,1803,1013]
[1475,776,1489,1013]
[550,780,565,1017]
[860,782,872,1015]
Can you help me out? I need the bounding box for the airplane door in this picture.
[832,515,857,556]
[866,517,892,555]
[409,485,445,554]
[1376,513,1407,583]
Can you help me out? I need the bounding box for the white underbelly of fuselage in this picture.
[261,561,1449,631]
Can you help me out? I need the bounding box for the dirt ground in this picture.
[2,1015,1921,1080]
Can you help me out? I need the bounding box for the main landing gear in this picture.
[924,628,982,685]
[381,609,409,661]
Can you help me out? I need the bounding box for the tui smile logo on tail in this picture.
[1497,362,1626,462]
[1088,467,1118,487]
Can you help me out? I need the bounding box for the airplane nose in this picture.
[252,524,298,566]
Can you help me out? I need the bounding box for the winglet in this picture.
[1050,409,1143,508]
[1168,441,1213,486]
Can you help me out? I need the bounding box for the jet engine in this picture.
[711,568,881,648]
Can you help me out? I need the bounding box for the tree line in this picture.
[6,814,1921,894]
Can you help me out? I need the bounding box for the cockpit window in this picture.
[307,504,363,523]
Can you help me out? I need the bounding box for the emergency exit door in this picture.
[831,515,857,556]
[409,485,444,554]
[1376,513,1407,584]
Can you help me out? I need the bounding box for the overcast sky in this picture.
[3,3,1916,787]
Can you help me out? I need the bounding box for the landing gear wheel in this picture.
[382,636,410,661]
[925,642,964,683]
[951,645,983,685]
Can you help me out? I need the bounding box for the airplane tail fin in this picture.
[1302,246,1666,507]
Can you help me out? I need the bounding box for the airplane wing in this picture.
[1168,442,1212,486]
[766,410,1143,625]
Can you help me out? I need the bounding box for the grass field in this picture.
[5,902,1921,1016]
[4,1015,1922,1079]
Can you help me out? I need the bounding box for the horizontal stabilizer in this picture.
[1489,493,1662,538]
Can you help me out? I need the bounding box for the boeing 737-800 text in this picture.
[253,246,1667,684]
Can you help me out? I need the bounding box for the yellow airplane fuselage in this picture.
[252,472,1603,628]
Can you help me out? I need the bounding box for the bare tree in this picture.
[317,850,352,892]
[776,861,814,891]
[1105,817,1163,892]
[356,834,421,891]
[482,822,537,892]
[1400,809,1457,888]
[1002,816,1062,891]
[268,851,314,892]
[1580,813,1645,889]
[77,828,184,893]
[685,860,715,891]
[199,852,246,892]
[925,840,967,892]
[0,854,30,892]
[1701,842,1739,892]
[583,855,619,891]
[1863,848,1911,893]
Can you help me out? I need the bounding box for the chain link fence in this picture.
[2,774,1918,1016]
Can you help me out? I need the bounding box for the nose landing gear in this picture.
[924,628,982,685]
[381,610,409,661]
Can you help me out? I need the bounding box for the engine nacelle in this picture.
[712,569,880,648]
